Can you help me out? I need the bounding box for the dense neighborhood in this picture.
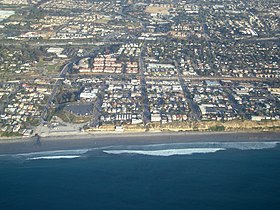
[0,0,279,137]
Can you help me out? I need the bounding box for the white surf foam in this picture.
[10,149,90,161]
[220,142,279,150]
[15,149,89,158]
[27,155,81,160]
[103,148,225,156]
[126,142,279,151]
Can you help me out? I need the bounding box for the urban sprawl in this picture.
[0,0,279,137]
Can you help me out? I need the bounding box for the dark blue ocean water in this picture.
[0,142,280,210]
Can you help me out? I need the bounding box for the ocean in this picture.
[0,141,280,210]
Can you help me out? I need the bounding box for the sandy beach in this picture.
[0,131,279,155]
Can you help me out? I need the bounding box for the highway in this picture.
[0,40,123,47]
[3,73,274,85]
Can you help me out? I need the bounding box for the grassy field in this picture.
[55,110,91,124]
[36,59,64,75]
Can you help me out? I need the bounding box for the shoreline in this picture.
[0,131,279,155]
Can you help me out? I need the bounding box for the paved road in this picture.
[146,76,272,81]
[90,84,106,128]
[174,60,202,120]
[4,74,275,84]
[139,44,151,127]
[41,63,70,122]
[0,40,123,47]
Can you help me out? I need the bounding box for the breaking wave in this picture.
[111,141,279,151]
[7,149,90,161]
[103,148,225,156]
[0,141,278,160]
[27,155,81,160]
[102,141,279,156]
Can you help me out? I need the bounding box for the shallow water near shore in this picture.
[0,140,280,210]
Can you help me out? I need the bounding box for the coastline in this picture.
[0,130,279,155]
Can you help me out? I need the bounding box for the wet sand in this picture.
[0,131,279,155]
